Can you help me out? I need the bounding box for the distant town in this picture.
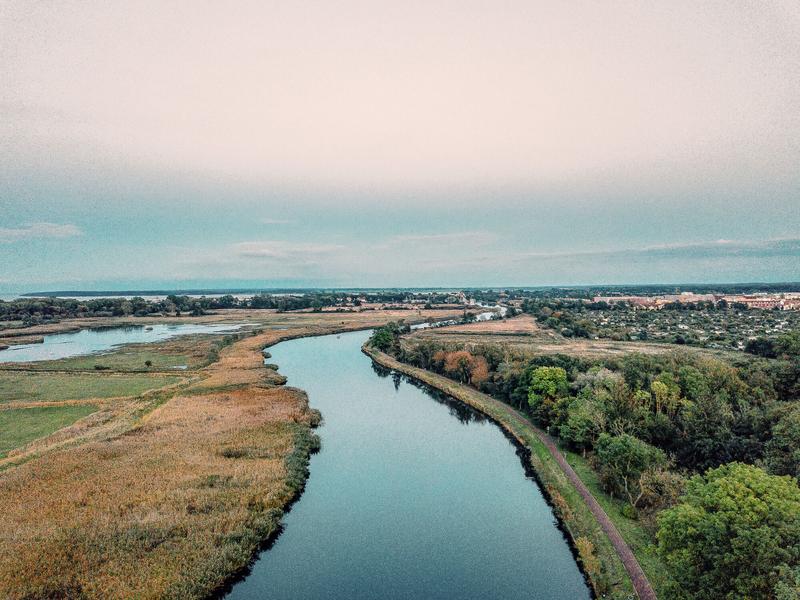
[591,291,800,311]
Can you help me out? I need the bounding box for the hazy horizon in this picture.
[2,1,799,291]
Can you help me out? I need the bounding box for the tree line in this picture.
[1,293,357,325]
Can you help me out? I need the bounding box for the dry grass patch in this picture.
[412,315,741,363]
[0,385,318,599]
[410,315,695,360]
[440,314,546,335]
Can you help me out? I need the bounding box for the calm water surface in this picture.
[226,330,590,600]
[0,323,243,363]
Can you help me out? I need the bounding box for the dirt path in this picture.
[367,346,657,600]
[499,407,656,600]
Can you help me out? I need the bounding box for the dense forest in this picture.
[372,321,800,598]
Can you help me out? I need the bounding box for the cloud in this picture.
[510,237,800,263]
[0,223,83,243]
[233,241,343,259]
[639,238,800,259]
[260,218,292,225]
[386,231,496,245]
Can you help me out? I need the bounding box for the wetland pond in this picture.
[0,323,243,363]
[226,330,590,600]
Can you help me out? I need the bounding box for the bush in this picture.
[594,433,667,509]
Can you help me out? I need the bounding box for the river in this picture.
[226,330,590,599]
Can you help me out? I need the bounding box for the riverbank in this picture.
[364,344,656,600]
[226,330,590,599]
[0,330,320,598]
[0,310,462,599]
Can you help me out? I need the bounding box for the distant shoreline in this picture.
[13,281,800,299]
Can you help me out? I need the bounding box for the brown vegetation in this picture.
[434,350,490,386]
[0,308,462,598]
[440,314,545,335]
[0,386,315,598]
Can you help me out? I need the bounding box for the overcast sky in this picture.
[1,1,799,292]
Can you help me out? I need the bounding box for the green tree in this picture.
[775,331,800,358]
[594,433,667,509]
[774,565,800,600]
[657,462,800,600]
[558,396,606,455]
[676,390,735,470]
[527,366,568,426]
[766,406,800,478]
[746,337,778,358]
[370,328,395,352]
[369,321,407,353]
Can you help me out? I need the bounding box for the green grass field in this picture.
[0,405,98,457]
[0,372,183,404]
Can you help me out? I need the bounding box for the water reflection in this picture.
[0,322,244,363]
[397,374,486,425]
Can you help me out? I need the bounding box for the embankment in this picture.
[364,344,657,600]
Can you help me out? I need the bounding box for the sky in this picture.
[1,1,799,292]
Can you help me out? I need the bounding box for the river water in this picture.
[226,330,590,600]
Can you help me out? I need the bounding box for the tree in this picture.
[766,406,800,478]
[774,565,800,600]
[657,462,800,600]
[651,375,682,415]
[468,355,490,387]
[527,366,569,426]
[441,351,489,387]
[746,337,778,358]
[217,294,237,308]
[594,433,667,509]
[559,396,606,455]
[369,321,408,353]
[443,350,474,383]
[635,467,686,523]
[775,332,800,358]
[370,328,396,352]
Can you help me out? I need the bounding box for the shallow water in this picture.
[226,330,590,600]
[0,323,243,363]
